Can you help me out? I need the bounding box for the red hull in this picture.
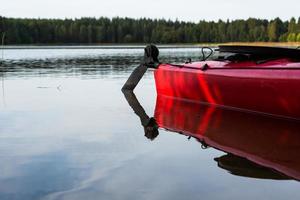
[154,59,300,119]
[154,95,300,180]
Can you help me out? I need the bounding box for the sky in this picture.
[1,0,299,22]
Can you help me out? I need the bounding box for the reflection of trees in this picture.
[0,53,200,78]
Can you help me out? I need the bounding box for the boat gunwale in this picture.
[161,63,300,70]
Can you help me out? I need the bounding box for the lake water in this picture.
[0,47,300,200]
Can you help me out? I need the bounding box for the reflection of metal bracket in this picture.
[122,90,159,140]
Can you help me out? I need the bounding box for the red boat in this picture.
[123,45,300,180]
[154,95,300,180]
[154,46,300,120]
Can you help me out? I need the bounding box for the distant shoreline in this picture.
[0,42,299,50]
[0,44,201,50]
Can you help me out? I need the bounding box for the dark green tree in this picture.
[0,16,298,44]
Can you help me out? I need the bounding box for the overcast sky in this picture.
[1,0,299,22]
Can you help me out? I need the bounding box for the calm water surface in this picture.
[0,47,300,200]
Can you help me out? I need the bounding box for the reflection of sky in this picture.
[0,49,299,200]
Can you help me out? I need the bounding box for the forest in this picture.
[1,16,300,44]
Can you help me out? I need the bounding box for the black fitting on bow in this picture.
[143,44,160,68]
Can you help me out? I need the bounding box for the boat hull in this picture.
[154,61,300,119]
[154,95,300,180]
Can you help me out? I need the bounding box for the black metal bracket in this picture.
[122,44,160,91]
[143,44,160,68]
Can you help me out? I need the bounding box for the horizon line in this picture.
[1,15,300,23]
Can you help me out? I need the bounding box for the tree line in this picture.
[1,16,300,44]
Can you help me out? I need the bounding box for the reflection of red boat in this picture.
[154,46,300,119]
[154,95,300,180]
